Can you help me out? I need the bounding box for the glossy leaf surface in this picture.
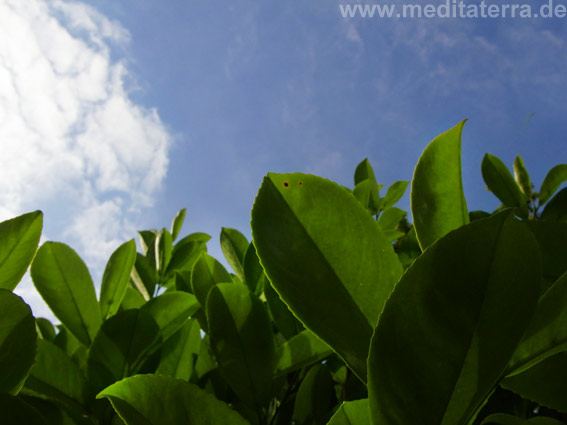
[411,120,469,250]
[539,164,567,204]
[99,239,137,319]
[0,210,43,291]
[513,155,532,197]
[274,330,332,377]
[31,242,101,346]
[98,374,250,425]
[0,290,36,394]
[382,181,409,209]
[140,291,199,341]
[170,208,187,241]
[327,399,370,425]
[156,318,201,380]
[220,227,249,281]
[207,282,275,406]
[368,212,540,425]
[252,172,402,381]
[191,252,232,308]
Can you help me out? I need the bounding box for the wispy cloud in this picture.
[1,0,172,318]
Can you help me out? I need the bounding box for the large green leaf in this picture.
[156,318,201,380]
[539,164,567,204]
[22,339,87,419]
[251,173,402,382]
[0,394,49,425]
[382,181,409,209]
[140,291,199,341]
[274,330,332,377]
[264,280,303,340]
[207,283,275,407]
[525,221,567,291]
[155,228,173,276]
[99,239,137,320]
[220,227,249,281]
[130,253,154,300]
[481,153,529,217]
[506,271,567,376]
[368,212,541,425]
[170,208,187,241]
[482,414,565,425]
[164,240,207,281]
[0,210,42,291]
[31,242,102,346]
[0,290,36,394]
[97,374,250,425]
[327,399,370,425]
[411,120,469,250]
[503,352,567,413]
[87,309,161,396]
[191,252,232,308]
[243,242,267,295]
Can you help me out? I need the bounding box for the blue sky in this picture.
[2,0,566,318]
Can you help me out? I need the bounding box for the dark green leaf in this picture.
[97,374,250,425]
[137,230,157,269]
[525,221,567,290]
[368,212,541,425]
[207,283,275,406]
[156,318,201,380]
[243,242,267,295]
[411,120,469,249]
[0,394,49,425]
[353,179,381,214]
[120,287,146,310]
[514,155,532,197]
[164,240,207,281]
[354,158,377,186]
[22,339,87,419]
[35,317,56,342]
[0,290,36,395]
[99,239,137,319]
[140,291,199,341]
[274,330,332,377]
[172,232,211,254]
[251,173,402,382]
[481,413,530,425]
[539,164,567,205]
[191,252,232,308]
[327,399,370,425]
[377,207,406,242]
[481,153,529,217]
[31,242,102,346]
[382,181,409,209]
[541,188,567,223]
[292,364,335,425]
[170,208,187,241]
[0,210,42,291]
[264,281,303,340]
[503,352,567,413]
[220,228,249,281]
[87,309,161,395]
[130,253,154,301]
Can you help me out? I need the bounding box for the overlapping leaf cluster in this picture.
[1,120,567,425]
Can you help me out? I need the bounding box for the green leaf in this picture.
[31,242,102,346]
[411,120,469,250]
[164,240,207,281]
[292,364,335,425]
[120,287,147,310]
[382,181,409,209]
[514,155,532,197]
[354,158,377,185]
[539,164,567,204]
[525,221,567,291]
[87,309,161,396]
[220,228,249,281]
[507,271,567,376]
[22,339,87,419]
[99,239,137,320]
[172,232,211,254]
[140,291,199,341]
[0,290,36,395]
[35,317,56,342]
[191,252,232,309]
[481,413,530,425]
[377,207,406,242]
[251,173,402,382]
[264,281,303,340]
[368,212,541,425]
[155,228,173,275]
[243,242,267,295]
[156,318,201,380]
[138,230,157,268]
[353,179,381,214]
[207,283,275,406]
[0,210,42,291]
[0,394,49,425]
[503,352,567,413]
[481,153,529,217]
[170,208,187,241]
[97,374,250,425]
[541,188,567,223]
[274,330,332,377]
[327,399,370,425]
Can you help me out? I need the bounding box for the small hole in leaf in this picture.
[283,181,289,188]
[298,181,303,186]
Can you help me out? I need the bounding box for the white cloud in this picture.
[0,0,172,320]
